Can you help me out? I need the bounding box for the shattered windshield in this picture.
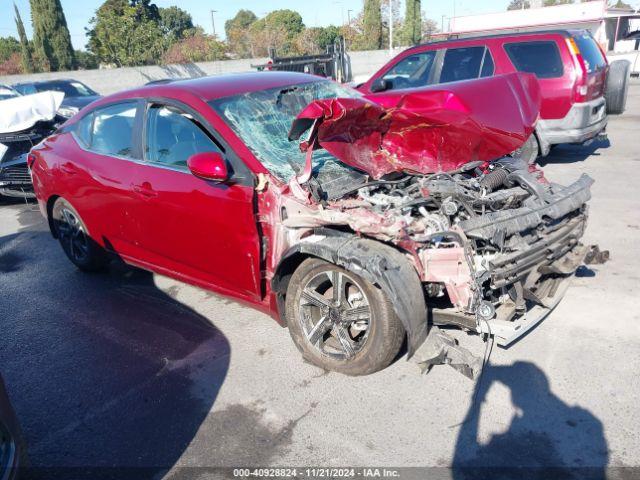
[209,80,361,182]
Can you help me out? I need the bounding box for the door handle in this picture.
[60,163,77,175]
[132,182,157,198]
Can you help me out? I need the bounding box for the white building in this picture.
[432,1,640,73]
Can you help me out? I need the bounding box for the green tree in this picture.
[249,10,305,56]
[87,0,166,67]
[264,9,304,38]
[295,26,340,54]
[30,0,76,71]
[402,0,421,45]
[75,50,99,69]
[163,33,226,64]
[544,0,573,5]
[362,0,383,49]
[13,5,35,73]
[159,6,195,40]
[225,9,258,58]
[507,0,531,9]
[422,18,440,41]
[317,25,341,50]
[225,9,258,38]
[0,36,20,63]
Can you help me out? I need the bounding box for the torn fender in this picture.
[272,232,428,357]
[289,73,541,179]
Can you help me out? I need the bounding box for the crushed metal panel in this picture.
[290,73,541,179]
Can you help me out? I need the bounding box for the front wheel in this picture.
[52,198,108,272]
[285,258,405,376]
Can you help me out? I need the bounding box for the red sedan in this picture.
[30,72,602,376]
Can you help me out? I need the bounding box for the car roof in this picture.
[407,28,583,52]
[13,78,85,86]
[116,72,324,103]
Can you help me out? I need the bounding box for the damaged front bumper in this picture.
[477,244,607,346]
[0,135,36,198]
[415,174,608,374]
[0,154,33,198]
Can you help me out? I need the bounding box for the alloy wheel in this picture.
[56,208,90,263]
[298,269,372,360]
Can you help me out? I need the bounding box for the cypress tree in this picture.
[363,0,383,50]
[30,0,76,71]
[403,0,422,45]
[14,4,35,73]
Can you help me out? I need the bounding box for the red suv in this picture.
[359,30,622,163]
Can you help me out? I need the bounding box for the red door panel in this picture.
[129,165,261,300]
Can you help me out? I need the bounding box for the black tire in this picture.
[512,134,540,165]
[285,258,405,376]
[52,197,108,272]
[605,59,631,115]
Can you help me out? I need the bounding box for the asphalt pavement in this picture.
[1,83,639,479]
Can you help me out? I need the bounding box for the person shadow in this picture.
[452,361,608,480]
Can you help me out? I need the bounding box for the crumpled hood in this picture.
[289,72,540,179]
[0,91,65,134]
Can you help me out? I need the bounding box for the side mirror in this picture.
[187,152,228,181]
[370,77,390,93]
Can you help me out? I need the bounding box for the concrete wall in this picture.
[0,50,396,96]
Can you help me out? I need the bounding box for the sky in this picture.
[0,0,610,50]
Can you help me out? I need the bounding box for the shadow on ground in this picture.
[0,205,230,478]
[538,139,610,166]
[453,361,608,480]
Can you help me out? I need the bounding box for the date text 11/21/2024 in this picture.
[232,468,401,478]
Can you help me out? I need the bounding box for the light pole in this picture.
[389,0,393,53]
[210,10,217,36]
[347,9,352,26]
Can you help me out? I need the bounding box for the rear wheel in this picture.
[52,198,107,272]
[285,258,404,376]
[605,59,631,115]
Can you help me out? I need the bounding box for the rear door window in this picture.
[504,41,564,78]
[572,32,606,73]
[381,51,437,90]
[440,46,491,83]
[90,103,138,158]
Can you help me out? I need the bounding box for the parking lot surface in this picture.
[1,83,640,478]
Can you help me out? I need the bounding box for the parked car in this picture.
[1,91,65,198]
[358,29,628,163]
[0,374,26,480]
[30,72,605,376]
[12,79,101,119]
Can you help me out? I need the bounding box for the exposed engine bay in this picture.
[283,153,606,347]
